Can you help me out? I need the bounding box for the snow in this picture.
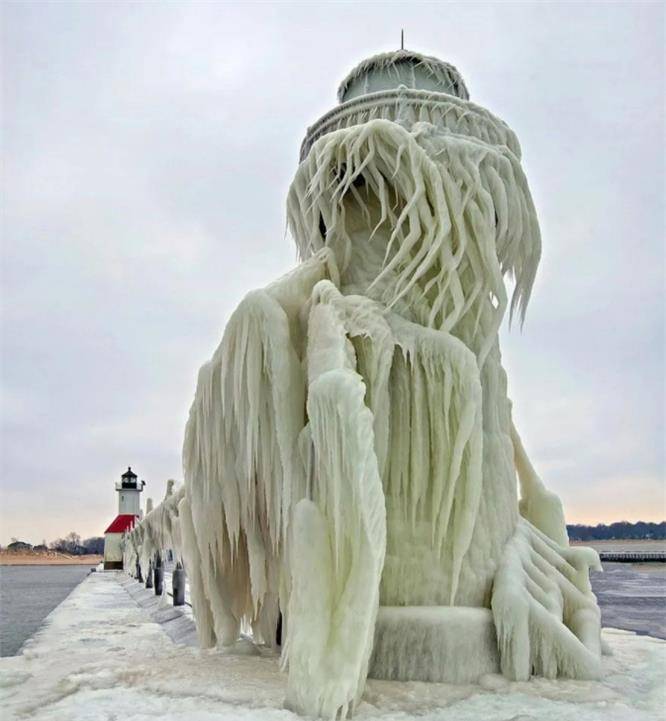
[0,572,664,721]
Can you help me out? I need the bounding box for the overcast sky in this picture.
[1,1,664,545]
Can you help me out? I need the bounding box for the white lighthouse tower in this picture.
[116,466,145,515]
[103,467,145,570]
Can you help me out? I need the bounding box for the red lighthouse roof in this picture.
[104,514,138,534]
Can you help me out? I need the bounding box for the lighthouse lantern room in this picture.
[103,467,145,570]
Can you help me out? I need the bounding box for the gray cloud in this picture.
[1,1,663,542]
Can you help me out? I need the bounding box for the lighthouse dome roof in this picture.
[299,49,490,162]
[337,49,469,104]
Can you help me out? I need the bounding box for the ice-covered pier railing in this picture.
[122,48,605,720]
[122,480,184,584]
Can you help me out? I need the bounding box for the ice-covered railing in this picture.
[122,480,185,582]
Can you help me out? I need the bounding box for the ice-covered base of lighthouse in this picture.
[127,50,605,719]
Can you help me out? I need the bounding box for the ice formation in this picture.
[123,49,603,719]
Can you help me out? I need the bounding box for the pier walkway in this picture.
[1,572,665,721]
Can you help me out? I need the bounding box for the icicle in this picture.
[288,119,540,366]
[491,518,602,681]
[180,251,334,649]
[285,284,386,719]
[511,420,569,546]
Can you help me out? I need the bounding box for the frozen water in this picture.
[592,563,666,639]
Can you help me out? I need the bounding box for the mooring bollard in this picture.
[172,562,185,606]
[145,559,153,589]
[153,555,163,596]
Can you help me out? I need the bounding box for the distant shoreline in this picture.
[0,551,101,566]
[570,538,666,555]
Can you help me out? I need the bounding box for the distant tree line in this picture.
[5,532,105,555]
[567,521,666,541]
[49,532,105,555]
[5,522,665,552]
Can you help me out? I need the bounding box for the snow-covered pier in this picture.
[1,570,665,721]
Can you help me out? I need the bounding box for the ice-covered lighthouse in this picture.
[125,46,605,719]
[103,467,145,570]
